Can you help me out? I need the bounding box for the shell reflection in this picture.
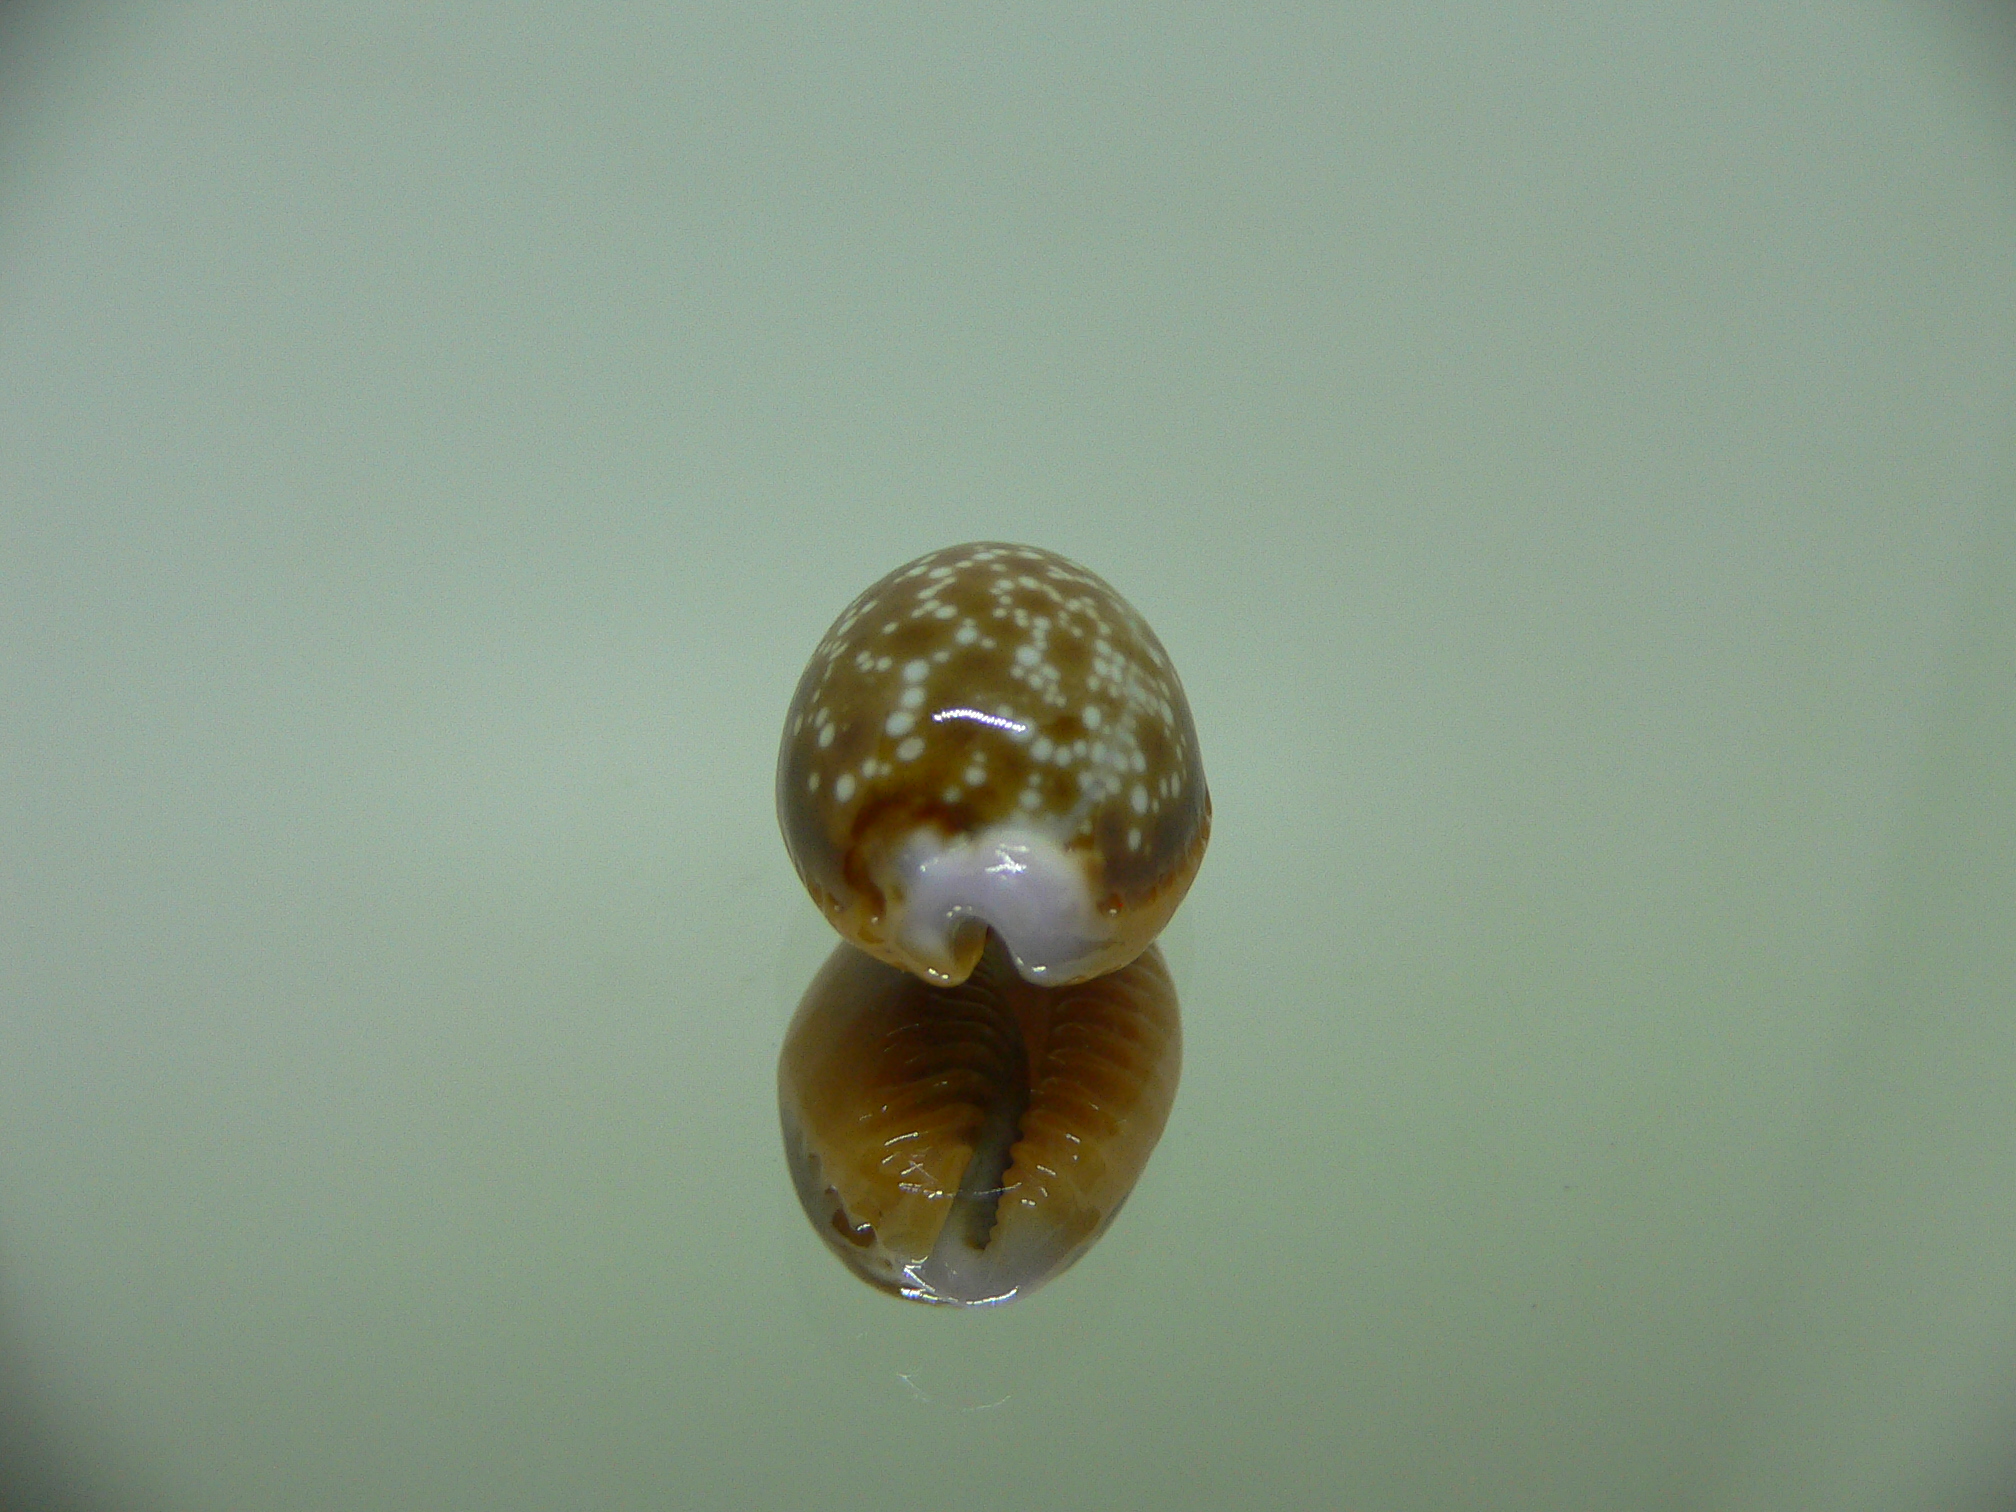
[779,934,1181,1306]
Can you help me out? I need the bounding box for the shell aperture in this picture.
[777,542,1210,987]
[778,935,1181,1306]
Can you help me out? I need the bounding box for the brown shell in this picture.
[776,542,1209,984]
[777,935,1182,1305]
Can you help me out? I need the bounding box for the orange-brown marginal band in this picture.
[777,935,1183,1305]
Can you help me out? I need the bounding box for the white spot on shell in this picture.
[834,773,856,802]
[886,710,915,737]
[903,660,930,683]
[1131,784,1149,814]
[896,735,925,761]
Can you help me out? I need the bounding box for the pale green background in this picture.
[3,3,2015,1509]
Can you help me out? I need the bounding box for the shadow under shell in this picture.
[778,935,1182,1306]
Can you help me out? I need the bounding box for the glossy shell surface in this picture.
[778,935,1182,1306]
[777,542,1209,986]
